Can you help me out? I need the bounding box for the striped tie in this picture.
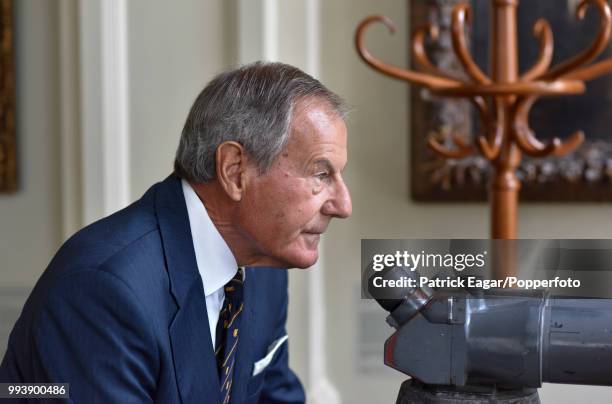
[215,268,244,404]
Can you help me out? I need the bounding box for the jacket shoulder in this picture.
[50,182,161,274]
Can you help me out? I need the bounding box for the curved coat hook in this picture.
[355,15,462,89]
[512,96,585,157]
[412,24,465,81]
[451,4,491,84]
[544,0,612,80]
[427,133,475,159]
[520,19,554,81]
[564,58,612,81]
[473,97,504,160]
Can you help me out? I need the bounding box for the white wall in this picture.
[0,0,63,352]
[0,0,62,287]
[127,0,236,199]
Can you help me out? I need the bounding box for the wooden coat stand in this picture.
[356,0,612,245]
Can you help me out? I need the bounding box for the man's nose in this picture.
[322,178,352,219]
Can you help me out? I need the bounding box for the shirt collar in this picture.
[181,179,238,297]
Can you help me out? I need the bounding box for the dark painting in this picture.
[0,0,15,192]
[411,0,612,202]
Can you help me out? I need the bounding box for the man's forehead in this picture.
[286,123,348,174]
[289,101,347,145]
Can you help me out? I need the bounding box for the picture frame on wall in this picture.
[411,0,612,202]
[0,0,15,193]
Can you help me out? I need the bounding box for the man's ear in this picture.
[215,141,248,201]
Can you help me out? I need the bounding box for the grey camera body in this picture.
[378,268,612,389]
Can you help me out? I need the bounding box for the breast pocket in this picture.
[252,335,288,376]
[245,335,289,402]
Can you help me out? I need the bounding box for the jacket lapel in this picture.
[155,175,221,404]
[229,267,255,402]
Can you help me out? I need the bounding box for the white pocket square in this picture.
[252,335,289,376]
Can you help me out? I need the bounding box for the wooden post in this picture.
[490,0,520,241]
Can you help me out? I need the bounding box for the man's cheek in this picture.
[274,210,286,221]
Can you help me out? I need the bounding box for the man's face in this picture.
[237,100,352,268]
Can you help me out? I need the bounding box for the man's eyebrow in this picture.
[312,159,334,171]
[312,158,348,173]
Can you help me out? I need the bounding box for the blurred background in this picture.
[2,0,612,402]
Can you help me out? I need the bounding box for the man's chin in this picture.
[293,258,318,269]
[286,250,319,269]
[248,250,319,269]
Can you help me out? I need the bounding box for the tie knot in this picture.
[224,268,244,303]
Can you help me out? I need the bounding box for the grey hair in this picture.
[174,61,348,183]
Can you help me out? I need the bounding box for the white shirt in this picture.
[181,179,238,348]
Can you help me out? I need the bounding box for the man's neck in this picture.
[188,180,280,267]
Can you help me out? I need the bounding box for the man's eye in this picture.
[315,172,330,180]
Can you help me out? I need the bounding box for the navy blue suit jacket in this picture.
[0,175,305,404]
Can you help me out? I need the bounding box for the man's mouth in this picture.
[303,225,328,235]
[302,232,321,247]
[302,231,324,240]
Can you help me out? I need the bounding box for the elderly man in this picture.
[0,62,351,403]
